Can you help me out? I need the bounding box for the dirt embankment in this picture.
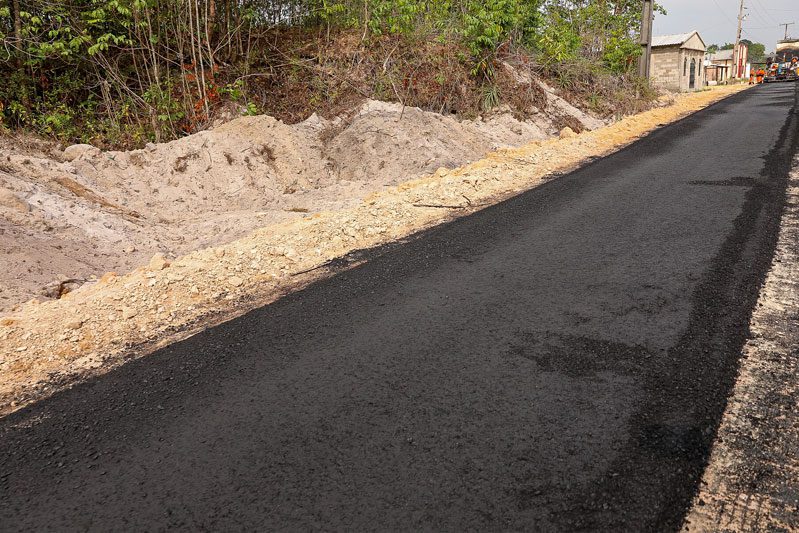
[0,85,746,414]
[0,78,602,312]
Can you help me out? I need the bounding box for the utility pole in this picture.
[733,0,745,79]
[638,0,654,79]
[780,22,795,40]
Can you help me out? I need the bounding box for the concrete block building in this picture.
[649,31,707,92]
[705,49,733,85]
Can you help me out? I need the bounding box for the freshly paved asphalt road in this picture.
[1,83,798,532]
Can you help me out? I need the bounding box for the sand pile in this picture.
[0,89,604,311]
[0,85,747,414]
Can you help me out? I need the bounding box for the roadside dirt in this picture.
[682,155,799,532]
[0,79,602,312]
[0,85,746,415]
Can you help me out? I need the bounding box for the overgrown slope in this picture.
[1,1,660,147]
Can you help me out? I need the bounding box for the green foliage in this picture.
[0,0,659,146]
[603,33,641,74]
[534,0,663,76]
[481,83,499,111]
[367,0,430,35]
[143,81,184,129]
[0,69,89,140]
[745,41,766,63]
[221,80,246,101]
[535,11,580,64]
[461,0,539,55]
[244,102,259,115]
[318,0,360,29]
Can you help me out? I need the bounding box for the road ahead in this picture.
[1,84,798,532]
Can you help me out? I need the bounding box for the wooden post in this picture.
[733,0,745,79]
[639,0,654,78]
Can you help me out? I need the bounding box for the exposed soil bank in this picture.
[0,81,602,313]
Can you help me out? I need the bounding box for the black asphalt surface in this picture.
[1,83,798,532]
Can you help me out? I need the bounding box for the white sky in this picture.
[653,0,799,52]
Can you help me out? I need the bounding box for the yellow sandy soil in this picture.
[0,85,748,415]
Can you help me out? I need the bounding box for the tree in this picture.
[740,39,765,63]
[536,1,665,72]
[11,0,20,40]
[0,0,661,144]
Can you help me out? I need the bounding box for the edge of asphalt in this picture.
[666,81,799,530]
[485,81,799,531]
[682,87,799,531]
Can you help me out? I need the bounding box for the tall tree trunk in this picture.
[12,0,22,40]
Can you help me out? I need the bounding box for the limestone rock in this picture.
[0,188,29,213]
[559,127,577,139]
[148,253,170,271]
[63,144,99,162]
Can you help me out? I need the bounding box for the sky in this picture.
[653,0,799,52]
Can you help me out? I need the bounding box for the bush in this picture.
[0,0,661,147]
[543,57,657,118]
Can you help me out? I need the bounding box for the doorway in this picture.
[689,58,697,89]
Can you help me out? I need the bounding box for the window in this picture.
[684,58,688,76]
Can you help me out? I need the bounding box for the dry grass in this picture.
[242,31,552,124]
[541,58,658,119]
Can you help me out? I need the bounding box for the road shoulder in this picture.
[683,154,799,532]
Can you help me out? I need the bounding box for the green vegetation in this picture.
[741,39,766,63]
[0,0,662,147]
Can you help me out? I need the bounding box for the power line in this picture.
[710,0,738,27]
[748,1,777,32]
[751,0,779,25]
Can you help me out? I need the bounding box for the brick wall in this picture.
[651,46,682,91]
[651,46,706,92]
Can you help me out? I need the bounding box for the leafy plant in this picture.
[244,102,258,116]
[481,83,499,111]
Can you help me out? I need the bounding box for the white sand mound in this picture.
[0,96,603,311]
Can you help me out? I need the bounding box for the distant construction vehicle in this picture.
[764,39,799,83]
